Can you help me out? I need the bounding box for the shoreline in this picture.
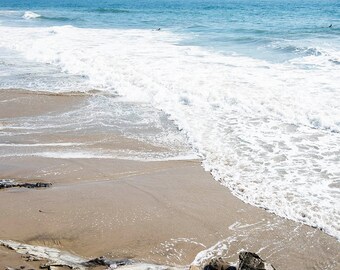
[0,89,339,270]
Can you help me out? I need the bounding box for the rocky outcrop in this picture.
[238,252,275,270]
[190,252,275,270]
[0,240,185,270]
[0,240,87,270]
[1,240,275,270]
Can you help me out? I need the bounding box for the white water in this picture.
[22,11,41,19]
[0,25,339,239]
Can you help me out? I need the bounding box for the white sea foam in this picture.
[22,11,41,19]
[0,25,339,239]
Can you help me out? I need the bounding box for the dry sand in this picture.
[0,89,339,270]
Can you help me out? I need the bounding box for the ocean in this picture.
[0,0,339,241]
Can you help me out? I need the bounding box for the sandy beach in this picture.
[0,89,339,270]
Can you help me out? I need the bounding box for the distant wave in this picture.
[92,8,130,14]
[269,42,325,57]
[22,11,41,19]
[22,11,73,22]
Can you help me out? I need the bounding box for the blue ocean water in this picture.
[0,0,339,239]
[1,0,339,61]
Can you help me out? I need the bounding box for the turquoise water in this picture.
[1,0,339,61]
[0,0,339,239]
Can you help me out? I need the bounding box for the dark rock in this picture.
[0,180,16,189]
[0,180,51,190]
[18,182,52,189]
[238,252,275,270]
[190,252,275,270]
[190,257,235,270]
[84,256,134,267]
[203,257,235,270]
[23,255,39,261]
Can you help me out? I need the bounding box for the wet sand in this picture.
[0,89,339,269]
[0,89,88,118]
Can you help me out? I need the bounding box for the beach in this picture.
[0,89,339,269]
[1,0,339,269]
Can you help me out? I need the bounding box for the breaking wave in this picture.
[0,25,339,239]
[22,11,41,19]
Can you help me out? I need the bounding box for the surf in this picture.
[1,24,339,239]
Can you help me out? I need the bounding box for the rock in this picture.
[0,180,51,190]
[0,240,88,270]
[84,256,134,267]
[190,257,236,270]
[238,252,275,270]
[23,255,40,261]
[18,182,51,189]
[1,240,275,270]
[0,179,16,189]
[190,252,275,270]
[204,257,236,270]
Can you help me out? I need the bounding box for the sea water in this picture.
[0,0,339,240]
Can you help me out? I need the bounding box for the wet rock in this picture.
[190,252,275,270]
[23,255,40,261]
[0,180,51,190]
[190,257,235,270]
[203,257,235,270]
[0,180,16,189]
[0,240,87,270]
[1,240,183,270]
[1,240,275,270]
[238,252,275,270]
[84,256,134,268]
[19,182,51,189]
